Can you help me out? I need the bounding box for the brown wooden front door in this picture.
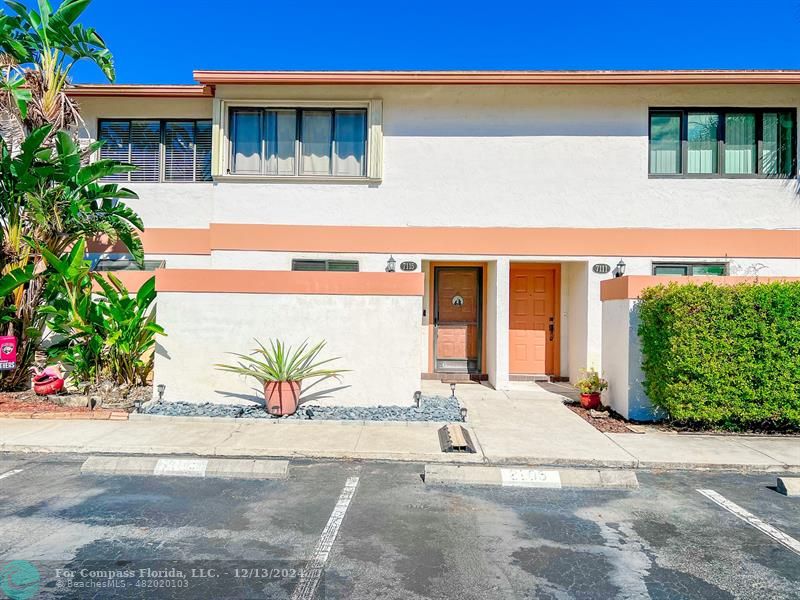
[435,267,481,373]
[509,266,557,375]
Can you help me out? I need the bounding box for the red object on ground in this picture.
[265,381,301,416]
[32,372,65,396]
[580,392,602,410]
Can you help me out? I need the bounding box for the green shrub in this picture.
[39,239,164,386]
[637,281,800,430]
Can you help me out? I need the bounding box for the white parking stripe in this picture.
[292,476,360,600]
[697,489,800,556]
[0,469,23,480]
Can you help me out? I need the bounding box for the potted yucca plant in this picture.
[575,369,608,410]
[215,339,347,416]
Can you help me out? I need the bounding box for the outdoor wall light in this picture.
[157,384,165,401]
[385,255,396,272]
[413,390,422,408]
[450,383,456,398]
[460,407,468,422]
[615,259,626,278]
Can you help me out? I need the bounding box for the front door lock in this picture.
[548,317,555,342]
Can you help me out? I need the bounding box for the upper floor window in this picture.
[229,108,367,178]
[98,119,212,182]
[649,109,796,177]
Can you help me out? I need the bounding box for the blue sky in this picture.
[62,0,800,84]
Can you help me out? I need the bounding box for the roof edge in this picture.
[67,84,213,98]
[192,69,800,85]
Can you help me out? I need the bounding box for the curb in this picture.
[1,411,128,420]
[424,464,639,489]
[776,477,800,497]
[129,413,460,427]
[80,456,289,480]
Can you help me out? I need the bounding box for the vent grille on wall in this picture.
[292,259,359,272]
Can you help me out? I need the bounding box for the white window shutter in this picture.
[368,99,383,181]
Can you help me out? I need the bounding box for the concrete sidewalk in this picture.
[0,382,797,471]
[447,381,798,471]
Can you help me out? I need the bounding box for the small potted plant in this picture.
[215,339,347,416]
[575,369,608,410]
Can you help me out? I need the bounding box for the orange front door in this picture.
[435,267,481,373]
[509,266,556,375]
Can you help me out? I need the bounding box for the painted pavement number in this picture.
[500,468,562,488]
[153,458,209,477]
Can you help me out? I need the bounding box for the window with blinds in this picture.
[98,119,213,182]
[291,259,360,272]
[648,109,797,177]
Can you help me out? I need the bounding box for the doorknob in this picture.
[548,317,555,342]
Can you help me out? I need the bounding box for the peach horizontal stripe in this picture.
[155,269,424,296]
[209,225,800,259]
[600,275,800,301]
[192,70,800,85]
[87,229,211,255]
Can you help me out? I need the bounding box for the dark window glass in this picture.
[649,112,681,174]
[692,264,726,276]
[653,263,726,276]
[98,121,131,181]
[292,259,359,272]
[724,113,756,174]
[648,109,796,177]
[93,258,165,271]
[195,121,213,181]
[129,120,161,182]
[763,112,797,176]
[687,113,719,174]
[653,265,689,276]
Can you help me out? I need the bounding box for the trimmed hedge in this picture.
[637,281,800,430]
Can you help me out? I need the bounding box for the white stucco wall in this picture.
[79,84,799,231]
[566,262,589,383]
[486,259,510,389]
[155,292,423,407]
[601,298,662,421]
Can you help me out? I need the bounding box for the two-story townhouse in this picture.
[70,70,800,414]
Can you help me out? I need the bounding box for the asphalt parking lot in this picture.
[0,453,797,599]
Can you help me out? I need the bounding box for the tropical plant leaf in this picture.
[0,264,35,296]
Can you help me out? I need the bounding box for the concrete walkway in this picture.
[0,382,797,471]
[440,381,798,471]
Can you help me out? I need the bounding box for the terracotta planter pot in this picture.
[32,373,65,396]
[580,392,602,410]
[264,381,301,416]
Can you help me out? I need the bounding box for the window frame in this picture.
[291,259,360,272]
[97,118,213,183]
[652,262,728,276]
[217,99,382,183]
[648,107,797,179]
